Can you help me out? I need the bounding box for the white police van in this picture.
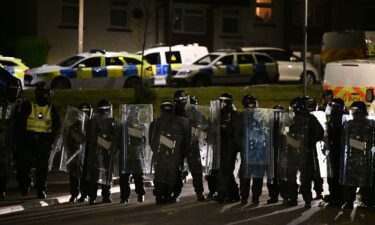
[137,43,208,86]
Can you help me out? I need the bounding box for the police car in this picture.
[137,43,208,86]
[24,50,154,89]
[0,56,29,87]
[169,49,279,86]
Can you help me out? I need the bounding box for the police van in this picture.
[25,50,154,89]
[137,43,208,86]
[322,59,375,107]
[322,31,375,69]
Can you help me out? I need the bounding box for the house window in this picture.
[110,0,128,28]
[255,0,272,23]
[293,0,324,26]
[174,7,206,34]
[222,9,240,34]
[61,0,78,25]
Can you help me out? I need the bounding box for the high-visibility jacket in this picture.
[26,103,52,133]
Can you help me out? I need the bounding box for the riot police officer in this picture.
[171,90,205,202]
[150,100,190,204]
[325,98,346,206]
[215,93,240,203]
[341,101,375,209]
[299,97,324,208]
[266,104,284,204]
[237,94,264,205]
[16,82,60,199]
[85,100,116,204]
[64,103,93,202]
[0,77,22,198]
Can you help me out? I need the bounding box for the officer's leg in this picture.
[35,140,51,198]
[153,181,166,204]
[300,165,314,208]
[239,166,250,204]
[251,177,263,204]
[191,172,205,201]
[342,185,357,209]
[267,178,280,203]
[284,168,298,206]
[0,177,7,198]
[78,175,88,202]
[16,141,33,195]
[206,169,218,198]
[119,173,131,203]
[313,176,324,200]
[87,181,98,205]
[229,173,240,202]
[171,170,183,202]
[101,184,112,203]
[69,175,79,202]
[133,173,146,202]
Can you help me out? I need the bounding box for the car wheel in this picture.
[193,75,210,87]
[124,77,141,88]
[51,77,70,89]
[300,72,316,85]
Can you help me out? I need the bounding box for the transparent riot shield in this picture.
[150,113,188,187]
[0,103,14,177]
[119,104,153,177]
[278,112,309,182]
[85,113,117,186]
[209,100,221,171]
[243,108,274,179]
[59,106,88,179]
[340,116,375,187]
[186,104,212,175]
[311,111,329,178]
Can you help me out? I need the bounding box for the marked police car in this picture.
[24,50,154,89]
[0,56,29,87]
[169,49,279,86]
[137,43,208,86]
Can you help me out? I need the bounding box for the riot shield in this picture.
[150,113,189,186]
[340,116,375,187]
[186,104,213,175]
[85,113,117,185]
[119,104,153,176]
[242,108,274,179]
[59,106,88,178]
[209,100,221,171]
[311,111,329,178]
[0,103,14,177]
[278,112,309,182]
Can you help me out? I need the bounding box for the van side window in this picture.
[145,53,161,64]
[124,57,142,65]
[0,60,17,66]
[105,57,124,66]
[263,50,290,61]
[165,51,182,64]
[238,54,254,64]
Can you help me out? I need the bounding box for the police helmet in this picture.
[273,104,284,110]
[190,96,198,105]
[35,82,52,105]
[174,90,189,104]
[160,101,174,114]
[290,96,308,114]
[79,103,93,119]
[322,89,334,97]
[219,93,233,104]
[97,99,113,117]
[330,98,345,113]
[242,94,258,108]
[349,101,368,116]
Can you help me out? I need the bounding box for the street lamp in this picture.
[303,0,308,96]
[78,0,84,53]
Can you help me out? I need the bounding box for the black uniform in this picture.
[16,83,60,198]
[216,94,240,203]
[325,98,346,206]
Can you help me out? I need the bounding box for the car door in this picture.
[237,53,255,83]
[266,50,302,81]
[105,56,127,88]
[75,56,105,88]
[212,54,239,84]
